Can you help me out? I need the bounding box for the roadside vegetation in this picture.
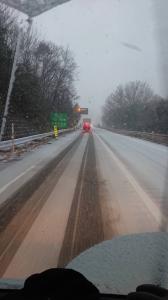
[102,81,168,134]
[0,5,79,139]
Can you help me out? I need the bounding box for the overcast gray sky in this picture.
[33,0,165,123]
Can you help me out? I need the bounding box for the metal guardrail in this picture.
[0,128,74,151]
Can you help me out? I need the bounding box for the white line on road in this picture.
[100,129,168,153]
[0,166,35,195]
[95,133,163,225]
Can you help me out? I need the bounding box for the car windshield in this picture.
[0,0,168,294]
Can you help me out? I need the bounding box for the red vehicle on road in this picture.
[83,121,91,132]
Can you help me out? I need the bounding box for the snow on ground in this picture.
[0,131,80,205]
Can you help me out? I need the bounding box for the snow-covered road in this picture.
[0,128,167,281]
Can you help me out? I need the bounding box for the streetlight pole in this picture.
[0,18,33,141]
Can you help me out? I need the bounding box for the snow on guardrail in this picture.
[0,128,75,151]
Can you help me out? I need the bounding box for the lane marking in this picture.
[95,133,163,225]
[98,132,167,171]
[1,136,84,274]
[0,166,35,195]
[0,133,81,197]
[98,129,168,154]
[70,138,89,258]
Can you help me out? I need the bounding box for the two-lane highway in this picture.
[0,128,167,279]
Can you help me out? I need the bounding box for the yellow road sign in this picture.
[54,126,58,138]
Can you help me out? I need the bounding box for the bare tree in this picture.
[102,81,161,131]
[0,5,78,138]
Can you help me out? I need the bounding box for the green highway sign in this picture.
[50,112,68,129]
